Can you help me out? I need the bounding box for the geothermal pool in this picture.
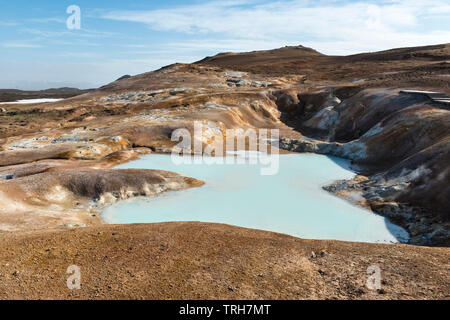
[102,153,409,243]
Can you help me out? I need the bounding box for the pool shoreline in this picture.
[101,152,409,244]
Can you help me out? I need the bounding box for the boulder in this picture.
[276,93,298,113]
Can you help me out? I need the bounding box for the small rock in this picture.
[377,289,386,294]
[0,174,15,180]
[320,251,327,257]
[326,95,341,106]
[0,107,6,113]
[109,136,123,142]
[311,251,316,258]
[169,88,188,95]
[224,71,246,78]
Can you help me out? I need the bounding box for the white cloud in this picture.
[3,42,42,48]
[0,21,20,27]
[101,0,450,55]
[29,17,66,24]
[19,27,122,39]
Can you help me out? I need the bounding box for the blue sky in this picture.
[1,0,449,90]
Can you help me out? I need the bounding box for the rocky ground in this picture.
[0,43,449,299]
[0,223,448,300]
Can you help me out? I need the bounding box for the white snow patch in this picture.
[0,98,62,105]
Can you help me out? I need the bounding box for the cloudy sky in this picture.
[1,0,449,90]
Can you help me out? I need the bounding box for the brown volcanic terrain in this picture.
[197,44,450,93]
[0,44,449,299]
[0,223,448,300]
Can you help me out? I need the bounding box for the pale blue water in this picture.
[102,153,409,243]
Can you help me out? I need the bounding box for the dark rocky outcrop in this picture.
[279,88,450,245]
[116,74,132,81]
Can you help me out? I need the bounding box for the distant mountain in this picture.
[97,43,450,95]
[196,45,324,64]
[194,43,450,90]
[0,87,93,103]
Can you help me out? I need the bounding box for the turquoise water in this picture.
[102,153,409,243]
